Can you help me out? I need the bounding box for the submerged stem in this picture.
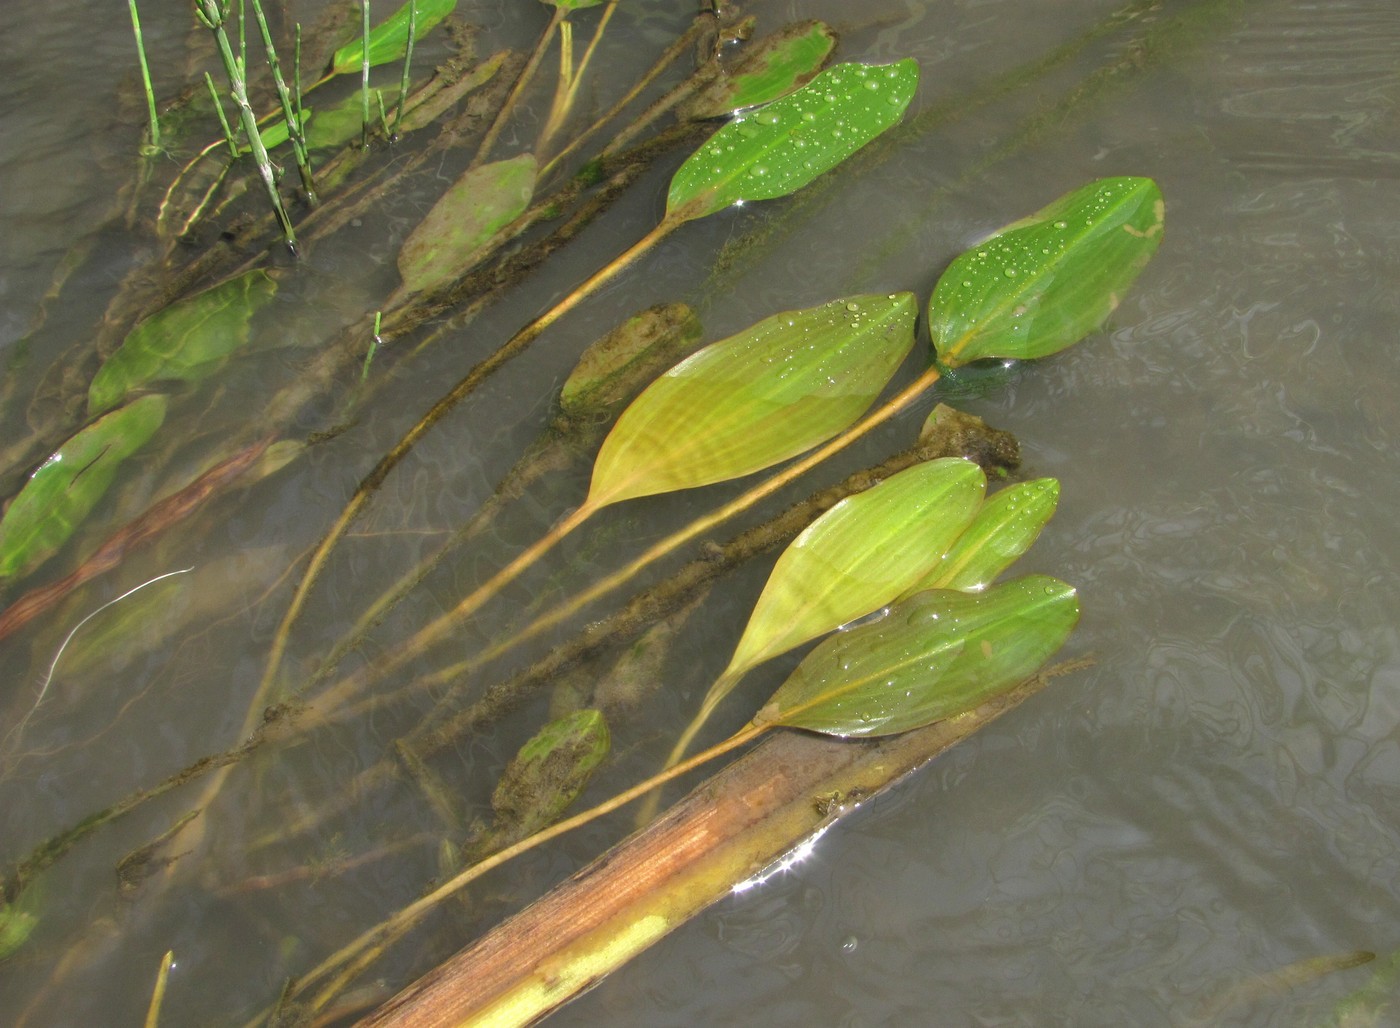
[473,6,566,168]
[288,722,766,1012]
[257,217,679,744]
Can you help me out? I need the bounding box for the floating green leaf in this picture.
[87,270,277,415]
[397,154,537,296]
[682,21,837,120]
[905,478,1060,596]
[932,177,1164,368]
[761,575,1079,738]
[541,0,607,9]
[724,457,987,682]
[0,396,167,581]
[330,0,457,77]
[665,59,919,223]
[588,293,916,507]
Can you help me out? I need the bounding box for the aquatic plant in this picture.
[0,4,1174,1022]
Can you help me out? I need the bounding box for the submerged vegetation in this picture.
[0,1,1184,1022]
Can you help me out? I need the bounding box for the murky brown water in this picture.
[2,0,1398,1024]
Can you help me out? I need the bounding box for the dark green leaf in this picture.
[761,576,1079,737]
[931,177,1164,367]
[88,270,278,415]
[682,22,837,120]
[665,59,919,223]
[903,478,1059,595]
[0,396,167,581]
[724,457,986,681]
[397,154,537,296]
[588,293,916,507]
[330,0,457,77]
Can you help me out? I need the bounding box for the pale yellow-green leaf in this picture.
[724,457,987,682]
[762,576,1079,737]
[904,478,1060,595]
[587,293,916,507]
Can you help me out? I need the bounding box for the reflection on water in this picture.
[1,0,1398,1024]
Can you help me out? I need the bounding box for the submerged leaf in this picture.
[397,154,537,296]
[682,21,837,120]
[0,396,167,581]
[588,293,916,507]
[489,710,610,839]
[0,902,38,961]
[542,0,608,9]
[559,303,703,416]
[932,177,1164,368]
[330,0,457,77]
[762,576,1079,737]
[665,59,919,223]
[905,478,1060,595]
[87,270,278,415]
[724,457,986,682]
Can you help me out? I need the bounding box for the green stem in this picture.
[392,0,417,137]
[203,72,239,158]
[195,0,297,250]
[248,0,318,204]
[360,0,371,148]
[127,0,161,152]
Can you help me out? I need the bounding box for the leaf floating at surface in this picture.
[905,478,1060,595]
[330,0,457,77]
[0,396,167,582]
[932,177,1164,368]
[724,457,987,682]
[541,0,608,9]
[397,154,537,296]
[587,293,916,507]
[761,576,1079,738]
[665,59,919,223]
[87,270,278,415]
[682,21,838,120]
